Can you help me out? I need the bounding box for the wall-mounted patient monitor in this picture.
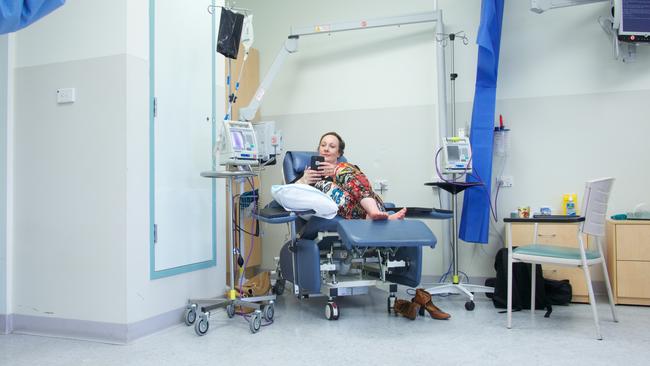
[441,136,472,174]
[614,0,650,43]
[219,120,259,166]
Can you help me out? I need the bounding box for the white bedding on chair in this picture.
[271,184,338,219]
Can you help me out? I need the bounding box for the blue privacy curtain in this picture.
[0,0,65,34]
[458,0,504,244]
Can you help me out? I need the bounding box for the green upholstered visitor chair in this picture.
[504,178,618,340]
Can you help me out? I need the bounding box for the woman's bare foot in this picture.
[366,211,389,220]
[388,208,407,220]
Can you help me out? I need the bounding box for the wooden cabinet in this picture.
[508,223,592,303]
[606,220,650,305]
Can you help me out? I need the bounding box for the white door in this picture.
[152,1,216,273]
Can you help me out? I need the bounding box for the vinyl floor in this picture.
[2,288,649,366]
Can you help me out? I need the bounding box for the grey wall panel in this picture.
[13,55,128,323]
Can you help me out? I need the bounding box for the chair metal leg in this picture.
[600,259,618,322]
[507,245,513,329]
[596,238,618,323]
[582,264,603,340]
[531,263,536,314]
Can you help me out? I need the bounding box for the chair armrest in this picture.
[503,216,585,223]
[255,206,315,224]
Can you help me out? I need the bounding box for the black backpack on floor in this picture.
[489,247,553,317]
[545,278,572,305]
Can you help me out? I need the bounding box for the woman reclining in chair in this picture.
[293,132,407,220]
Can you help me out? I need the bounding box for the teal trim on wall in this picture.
[149,0,218,280]
[211,1,217,263]
[0,35,8,316]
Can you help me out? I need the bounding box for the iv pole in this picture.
[425,31,494,311]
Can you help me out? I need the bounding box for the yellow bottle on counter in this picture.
[562,193,578,215]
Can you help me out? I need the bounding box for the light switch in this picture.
[56,88,76,104]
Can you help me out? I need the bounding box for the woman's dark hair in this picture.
[318,131,345,156]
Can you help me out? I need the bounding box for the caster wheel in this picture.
[465,301,475,311]
[387,296,396,313]
[263,304,275,322]
[249,312,262,333]
[272,279,286,296]
[184,306,197,326]
[194,317,209,336]
[325,302,339,320]
[226,303,236,318]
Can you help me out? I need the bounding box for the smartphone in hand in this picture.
[310,155,324,171]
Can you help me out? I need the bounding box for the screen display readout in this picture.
[621,0,650,33]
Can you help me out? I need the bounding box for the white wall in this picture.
[242,0,650,279]
[14,1,127,68]
[9,0,228,339]
[124,0,227,325]
[14,13,129,323]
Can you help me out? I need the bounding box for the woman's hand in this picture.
[317,161,337,178]
[299,167,322,185]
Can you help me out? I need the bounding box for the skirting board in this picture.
[4,306,186,344]
[1,313,13,334]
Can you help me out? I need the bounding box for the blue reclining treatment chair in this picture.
[256,151,452,320]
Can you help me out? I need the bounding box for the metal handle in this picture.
[537,233,557,238]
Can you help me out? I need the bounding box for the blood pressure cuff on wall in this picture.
[217,7,244,59]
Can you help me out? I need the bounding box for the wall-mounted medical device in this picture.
[530,0,649,62]
[441,137,472,174]
[613,0,650,43]
[219,120,259,166]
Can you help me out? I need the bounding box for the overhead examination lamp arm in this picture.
[238,11,442,122]
[530,0,607,13]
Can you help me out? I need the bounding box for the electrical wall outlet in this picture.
[56,88,76,104]
[500,175,514,187]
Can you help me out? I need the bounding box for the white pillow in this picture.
[271,184,338,219]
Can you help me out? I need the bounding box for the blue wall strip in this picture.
[459,0,504,244]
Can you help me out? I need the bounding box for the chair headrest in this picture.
[282,151,347,183]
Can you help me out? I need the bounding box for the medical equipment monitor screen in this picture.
[618,0,650,42]
[219,120,259,166]
[441,136,472,174]
[231,130,245,150]
[446,145,460,162]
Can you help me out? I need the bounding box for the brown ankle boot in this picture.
[393,299,420,320]
[412,288,451,320]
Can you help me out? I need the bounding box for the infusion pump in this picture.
[441,136,472,174]
[218,120,259,166]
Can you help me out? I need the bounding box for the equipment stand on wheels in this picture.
[424,32,493,310]
[423,181,493,310]
[183,168,276,336]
